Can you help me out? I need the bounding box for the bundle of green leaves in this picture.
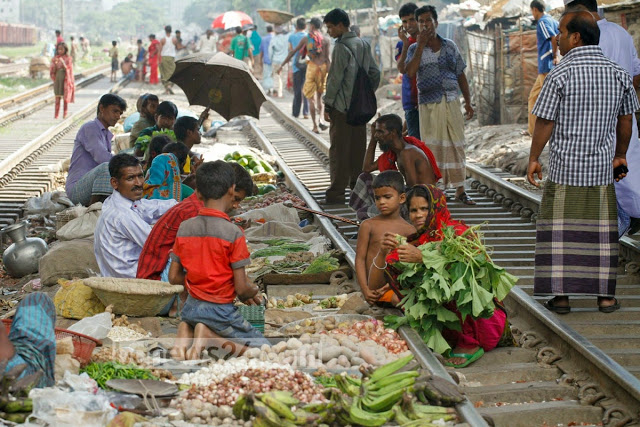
[384,225,517,354]
[136,129,177,153]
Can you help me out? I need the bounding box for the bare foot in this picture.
[170,322,194,360]
[312,127,320,134]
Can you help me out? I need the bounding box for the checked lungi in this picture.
[534,181,618,297]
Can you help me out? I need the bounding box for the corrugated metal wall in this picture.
[0,22,37,46]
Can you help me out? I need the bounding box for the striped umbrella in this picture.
[211,11,253,30]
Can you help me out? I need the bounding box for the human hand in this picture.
[553,56,559,65]
[527,159,543,187]
[380,232,400,253]
[364,284,391,305]
[398,26,409,44]
[464,102,474,120]
[396,244,422,263]
[324,112,330,123]
[276,66,282,75]
[192,156,203,171]
[417,28,429,46]
[613,156,628,182]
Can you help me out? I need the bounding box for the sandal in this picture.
[319,123,328,131]
[598,297,621,313]
[444,347,484,368]
[457,192,476,205]
[543,298,571,314]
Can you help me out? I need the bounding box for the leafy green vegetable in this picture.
[81,362,158,389]
[136,129,177,153]
[303,253,340,274]
[251,243,310,258]
[384,225,518,355]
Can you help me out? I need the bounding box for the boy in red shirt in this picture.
[169,161,268,360]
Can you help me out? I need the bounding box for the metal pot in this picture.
[1,222,48,278]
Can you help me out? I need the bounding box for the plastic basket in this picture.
[2,319,101,366]
[238,304,265,332]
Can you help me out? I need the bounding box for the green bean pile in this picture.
[81,361,158,389]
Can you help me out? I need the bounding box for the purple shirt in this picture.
[260,33,273,65]
[66,118,113,194]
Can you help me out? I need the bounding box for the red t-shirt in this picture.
[136,193,203,280]
[171,208,251,303]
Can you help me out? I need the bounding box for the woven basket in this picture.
[55,210,77,231]
[83,277,183,317]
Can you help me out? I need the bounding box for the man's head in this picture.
[55,30,61,36]
[176,30,181,37]
[174,116,201,148]
[558,11,600,55]
[162,142,190,171]
[324,9,351,39]
[564,0,598,12]
[530,0,546,19]
[139,93,159,120]
[149,34,155,41]
[372,171,406,216]
[266,25,274,33]
[109,154,144,201]
[155,101,178,130]
[229,162,254,210]
[235,26,243,35]
[70,36,75,41]
[148,135,172,163]
[309,18,322,31]
[195,161,236,206]
[97,94,127,127]
[79,36,84,41]
[350,25,361,37]
[415,5,438,35]
[399,3,419,37]
[165,25,172,34]
[296,18,306,31]
[112,40,117,47]
[206,29,213,37]
[375,114,404,145]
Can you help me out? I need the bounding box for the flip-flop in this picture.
[543,298,571,314]
[598,297,621,313]
[457,192,476,205]
[444,347,484,368]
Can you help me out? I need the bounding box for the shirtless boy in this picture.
[355,171,416,305]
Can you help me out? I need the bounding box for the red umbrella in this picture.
[212,11,253,30]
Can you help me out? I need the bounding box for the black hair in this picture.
[296,18,306,30]
[56,42,68,55]
[149,34,155,39]
[267,25,274,32]
[165,25,172,33]
[376,114,403,137]
[162,142,190,167]
[530,0,546,12]
[196,160,235,200]
[176,30,181,34]
[141,93,158,109]
[310,18,322,30]
[174,116,199,141]
[137,39,142,43]
[112,40,117,46]
[373,171,405,194]
[79,36,84,41]
[156,101,178,119]
[55,30,60,35]
[324,9,350,28]
[229,162,254,197]
[109,153,140,178]
[97,93,126,116]
[149,135,172,157]
[399,2,418,18]
[235,26,243,34]
[415,5,438,22]
[405,185,433,209]
[70,36,74,40]
[563,11,600,45]
[565,0,598,11]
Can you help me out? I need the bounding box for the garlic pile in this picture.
[107,326,150,342]
[177,358,292,387]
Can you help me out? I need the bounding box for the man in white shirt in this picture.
[198,29,218,54]
[94,153,176,278]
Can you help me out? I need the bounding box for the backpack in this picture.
[340,39,377,126]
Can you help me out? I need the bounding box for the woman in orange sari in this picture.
[50,42,75,119]
[148,34,161,85]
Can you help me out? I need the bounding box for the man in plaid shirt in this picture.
[527,11,640,314]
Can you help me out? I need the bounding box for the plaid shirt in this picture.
[532,45,640,186]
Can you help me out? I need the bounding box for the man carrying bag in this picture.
[323,8,381,204]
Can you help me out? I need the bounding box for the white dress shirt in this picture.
[94,190,176,278]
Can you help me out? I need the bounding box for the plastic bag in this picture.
[22,191,74,216]
[56,202,102,241]
[30,387,116,427]
[54,279,105,319]
[67,312,112,340]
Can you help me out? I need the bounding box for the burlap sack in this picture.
[39,239,100,286]
[56,202,101,241]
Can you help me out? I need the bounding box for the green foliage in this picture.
[303,253,339,274]
[310,0,371,13]
[384,225,518,355]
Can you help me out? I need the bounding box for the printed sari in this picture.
[49,54,75,103]
[143,153,185,201]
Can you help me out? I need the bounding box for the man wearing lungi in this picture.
[527,11,639,314]
[405,5,475,205]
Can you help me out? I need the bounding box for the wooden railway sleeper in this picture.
[536,346,562,366]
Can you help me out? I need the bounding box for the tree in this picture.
[310,0,371,13]
[183,0,232,30]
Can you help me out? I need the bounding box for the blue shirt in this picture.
[536,14,559,74]
[395,39,418,110]
[136,47,145,62]
[288,31,307,73]
[406,37,466,105]
[66,118,113,195]
[260,33,273,65]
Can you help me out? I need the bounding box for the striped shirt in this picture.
[536,14,558,74]
[532,45,640,187]
[94,190,176,278]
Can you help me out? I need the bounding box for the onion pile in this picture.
[184,368,325,407]
[326,319,409,354]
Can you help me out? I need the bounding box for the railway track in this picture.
[0,62,28,77]
[247,98,640,426]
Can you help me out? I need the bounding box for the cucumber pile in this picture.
[224,151,274,176]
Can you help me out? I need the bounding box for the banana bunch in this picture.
[0,362,41,424]
[233,390,331,426]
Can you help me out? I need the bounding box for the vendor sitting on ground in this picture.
[94,153,177,278]
[355,171,416,306]
[0,293,56,388]
[129,93,159,147]
[67,162,112,206]
[169,161,269,360]
[174,116,205,188]
[350,114,441,220]
[368,185,507,368]
[120,53,135,80]
[146,135,172,171]
[143,142,193,201]
[134,100,178,158]
[137,162,253,282]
